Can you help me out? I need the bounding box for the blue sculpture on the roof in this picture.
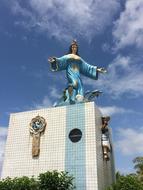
[48,40,107,106]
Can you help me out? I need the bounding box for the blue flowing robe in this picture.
[50,54,98,100]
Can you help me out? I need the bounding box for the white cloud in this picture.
[34,96,52,109]
[21,65,27,71]
[33,86,60,109]
[49,87,61,99]
[8,0,120,41]
[116,127,143,156]
[82,54,143,98]
[99,105,133,116]
[95,55,143,98]
[0,127,8,177]
[113,0,143,49]
[102,43,111,53]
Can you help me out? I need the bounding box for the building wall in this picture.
[1,102,115,190]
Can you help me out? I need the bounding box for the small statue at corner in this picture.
[48,40,107,106]
[101,116,111,161]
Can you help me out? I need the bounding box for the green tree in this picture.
[106,174,143,190]
[38,170,74,190]
[12,176,39,190]
[133,156,143,182]
[0,176,39,190]
[0,177,14,190]
[115,171,121,181]
[0,171,74,190]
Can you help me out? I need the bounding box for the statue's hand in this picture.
[48,57,56,63]
[97,67,107,73]
[48,57,58,71]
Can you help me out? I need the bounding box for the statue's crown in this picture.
[71,39,78,46]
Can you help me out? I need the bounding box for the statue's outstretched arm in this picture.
[80,59,98,80]
[80,58,107,79]
[48,55,68,71]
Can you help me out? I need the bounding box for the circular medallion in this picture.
[69,128,82,143]
[29,115,46,135]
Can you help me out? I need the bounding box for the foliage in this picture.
[106,157,143,190]
[115,171,121,181]
[106,174,143,190]
[133,156,143,182]
[38,170,74,190]
[0,171,74,190]
[0,176,38,190]
[0,177,15,190]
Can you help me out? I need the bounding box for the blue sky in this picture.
[0,0,143,176]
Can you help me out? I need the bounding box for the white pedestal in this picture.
[1,102,115,190]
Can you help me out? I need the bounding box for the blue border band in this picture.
[65,104,86,190]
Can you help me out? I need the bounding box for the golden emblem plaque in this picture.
[29,115,46,157]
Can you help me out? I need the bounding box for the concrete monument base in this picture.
[2,102,115,190]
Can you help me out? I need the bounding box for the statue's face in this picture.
[71,44,78,54]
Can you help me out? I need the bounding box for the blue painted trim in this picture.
[65,104,86,190]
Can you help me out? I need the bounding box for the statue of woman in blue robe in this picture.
[48,40,106,105]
